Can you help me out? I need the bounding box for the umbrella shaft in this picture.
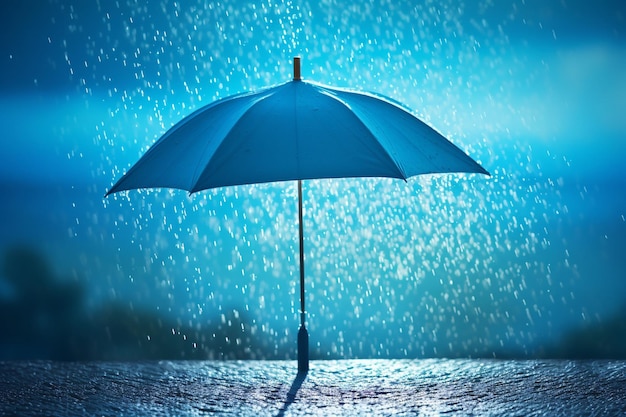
[298,180,305,326]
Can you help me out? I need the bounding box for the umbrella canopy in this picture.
[106,64,487,195]
[106,58,489,373]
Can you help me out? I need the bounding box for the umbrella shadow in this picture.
[276,370,307,416]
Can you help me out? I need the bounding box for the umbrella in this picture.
[106,57,489,373]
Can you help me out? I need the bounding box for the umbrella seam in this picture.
[318,87,408,180]
[326,88,489,178]
[188,87,280,193]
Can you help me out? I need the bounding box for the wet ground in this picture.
[1,359,625,416]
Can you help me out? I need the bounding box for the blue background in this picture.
[0,0,625,360]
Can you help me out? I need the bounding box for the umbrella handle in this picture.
[298,323,309,374]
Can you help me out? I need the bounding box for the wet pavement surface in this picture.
[1,359,625,416]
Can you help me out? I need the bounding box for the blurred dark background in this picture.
[1,246,625,360]
[0,246,263,360]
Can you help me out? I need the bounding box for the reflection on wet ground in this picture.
[1,359,625,416]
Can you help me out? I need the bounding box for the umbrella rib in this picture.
[321,89,408,180]
[187,102,241,193]
[327,88,489,178]
[188,88,279,193]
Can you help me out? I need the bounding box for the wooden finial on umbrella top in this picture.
[293,57,301,81]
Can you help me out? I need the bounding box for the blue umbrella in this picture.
[107,57,489,373]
